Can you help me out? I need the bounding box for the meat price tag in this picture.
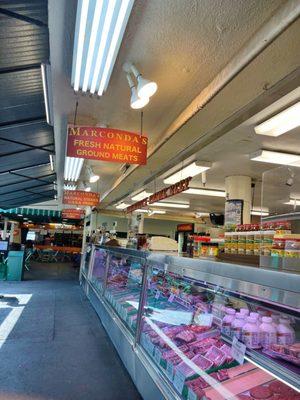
[154,347,162,365]
[198,313,213,327]
[168,293,175,303]
[188,388,198,400]
[166,361,174,381]
[173,370,185,394]
[155,290,160,300]
[231,336,246,365]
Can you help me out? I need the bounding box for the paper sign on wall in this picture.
[66,125,148,165]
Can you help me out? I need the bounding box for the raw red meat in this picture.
[175,330,196,343]
[250,386,273,399]
[205,346,226,366]
[269,381,290,396]
[237,395,252,400]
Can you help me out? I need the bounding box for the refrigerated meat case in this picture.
[80,245,300,400]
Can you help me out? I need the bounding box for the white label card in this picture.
[155,290,160,300]
[198,313,213,327]
[173,370,185,394]
[231,336,246,365]
[166,361,174,381]
[168,293,175,303]
[154,347,162,365]
[188,388,198,400]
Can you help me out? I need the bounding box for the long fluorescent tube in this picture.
[135,209,166,215]
[255,102,300,137]
[73,0,89,91]
[185,188,226,197]
[115,202,130,209]
[72,0,134,95]
[64,184,77,191]
[131,191,153,201]
[152,202,189,209]
[64,157,84,181]
[41,63,53,125]
[49,154,54,171]
[251,209,269,216]
[250,150,300,166]
[284,199,300,206]
[164,162,211,184]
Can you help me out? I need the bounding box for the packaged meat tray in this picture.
[176,354,214,377]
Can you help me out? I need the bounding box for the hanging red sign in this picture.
[62,209,85,220]
[63,190,100,207]
[66,125,148,165]
[126,177,191,213]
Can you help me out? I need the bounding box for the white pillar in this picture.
[3,217,8,239]
[225,176,252,224]
[9,222,15,243]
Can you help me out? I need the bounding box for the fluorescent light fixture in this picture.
[64,157,84,181]
[17,214,23,217]
[284,199,300,206]
[41,63,53,125]
[84,185,91,192]
[251,209,269,216]
[126,73,149,109]
[185,188,226,197]
[255,102,300,137]
[87,166,99,183]
[164,161,211,184]
[250,150,300,166]
[131,190,153,201]
[49,154,54,171]
[195,212,210,217]
[135,209,166,215]
[152,202,189,209]
[115,202,130,209]
[64,183,77,191]
[72,0,134,95]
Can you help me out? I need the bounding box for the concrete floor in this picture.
[0,262,142,400]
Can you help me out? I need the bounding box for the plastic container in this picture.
[245,232,254,255]
[277,318,295,345]
[242,316,261,349]
[262,231,275,256]
[250,312,260,326]
[224,232,231,254]
[240,308,249,317]
[231,232,238,254]
[253,231,262,256]
[221,308,236,336]
[238,232,246,255]
[259,317,277,349]
[231,313,246,340]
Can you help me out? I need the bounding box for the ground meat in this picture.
[269,381,290,396]
[250,386,273,399]
[237,395,252,400]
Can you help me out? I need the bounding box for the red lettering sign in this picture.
[63,190,100,207]
[177,223,194,232]
[62,209,85,220]
[126,178,191,213]
[66,125,148,165]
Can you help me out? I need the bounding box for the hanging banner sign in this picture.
[62,209,85,220]
[63,190,100,207]
[177,223,194,232]
[126,177,191,213]
[66,125,148,165]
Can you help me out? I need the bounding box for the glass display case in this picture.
[103,248,146,335]
[81,245,300,400]
[81,243,93,276]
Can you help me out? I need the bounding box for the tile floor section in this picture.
[0,262,142,400]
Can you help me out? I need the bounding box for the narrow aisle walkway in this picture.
[0,263,141,400]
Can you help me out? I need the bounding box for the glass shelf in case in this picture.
[89,247,108,293]
[104,250,145,335]
[139,260,300,400]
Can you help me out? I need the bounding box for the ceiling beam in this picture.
[8,172,56,184]
[0,138,54,157]
[0,162,51,175]
[0,63,41,75]
[0,8,48,28]
[0,116,46,128]
[0,181,54,196]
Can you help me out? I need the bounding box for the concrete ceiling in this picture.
[48,0,298,200]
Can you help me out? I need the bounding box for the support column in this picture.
[3,217,8,240]
[9,222,15,243]
[225,176,252,224]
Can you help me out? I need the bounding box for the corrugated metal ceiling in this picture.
[0,0,56,209]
